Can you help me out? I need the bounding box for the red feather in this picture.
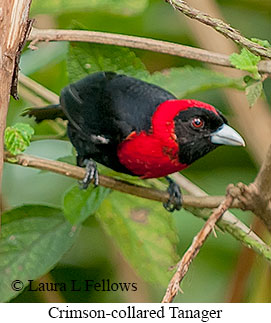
[117,99,217,178]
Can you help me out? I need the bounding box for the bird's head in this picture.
[169,99,245,165]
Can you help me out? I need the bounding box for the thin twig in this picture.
[18,84,48,106]
[182,0,271,166]
[172,173,270,257]
[17,70,271,250]
[180,7,271,300]
[3,151,237,208]
[17,58,271,248]
[162,194,234,303]
[18,73,271,228]
[27,28,271,74]
[172,172,208,196]
[166,0,271,59]
[4,152,271,262]
[18,73,59,104]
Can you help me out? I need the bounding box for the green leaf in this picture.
[67,42,149,83]
[229,48,261,79]
[245,80,263,107]
[31,0,149,16]
[4,123,34,155]
[97,164,152,187]
[97,192,179,286]
[148,67,244,98]
[0,205,79,302]
[243,75,255,85]
[63,185,111,224]
[251,38,271,49]
[57,155,76,165]
[67,42,244,99]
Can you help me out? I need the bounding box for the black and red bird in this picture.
[24,71,245,211]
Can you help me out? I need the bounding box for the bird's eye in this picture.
[191,117,204,129]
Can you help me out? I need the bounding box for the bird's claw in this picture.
[79,159,99,189]
[163,177,182,212]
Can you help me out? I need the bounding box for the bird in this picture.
[24,71,245,211]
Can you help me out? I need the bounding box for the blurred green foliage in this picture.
[2,0,271,303]
[30,0,149,16]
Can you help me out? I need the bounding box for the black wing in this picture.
[60,71,176,143]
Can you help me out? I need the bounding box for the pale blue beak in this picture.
[211,124,245,147]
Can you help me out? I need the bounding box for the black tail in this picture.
[22,104,66,123]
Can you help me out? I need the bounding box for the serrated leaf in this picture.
[63,185,111,224]
[4,123,34,155]
[148,67,244,98]
[31,0,149,16]
[67,42,244,99]
[251,38,271,49]
[67,42,149,83]
[0,205,79,302]
[229,48,261,79]
[245,81,263,107]
[97,192,179,286]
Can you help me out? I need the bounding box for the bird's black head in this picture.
[173,101,245,165]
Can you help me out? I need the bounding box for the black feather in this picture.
[22,104,66,123]
[60,71,176,140]
[23,72,176,173]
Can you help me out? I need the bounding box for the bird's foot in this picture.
[79,159,99,189]
[163,177,182,212]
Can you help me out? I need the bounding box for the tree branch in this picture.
[166,0,271,59]
[162,193,234,303]
[17,59,271,250]
[18,22,271,252]
[27,28,271,74]
[173,173,271,262]
[18,83,48,107]
[231,144,271,232]
[3,151,232,208]
[4,152,271,262]
[18,73,59,104]
[0,0,32,219]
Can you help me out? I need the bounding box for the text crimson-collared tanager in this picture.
[24,71,245,211]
